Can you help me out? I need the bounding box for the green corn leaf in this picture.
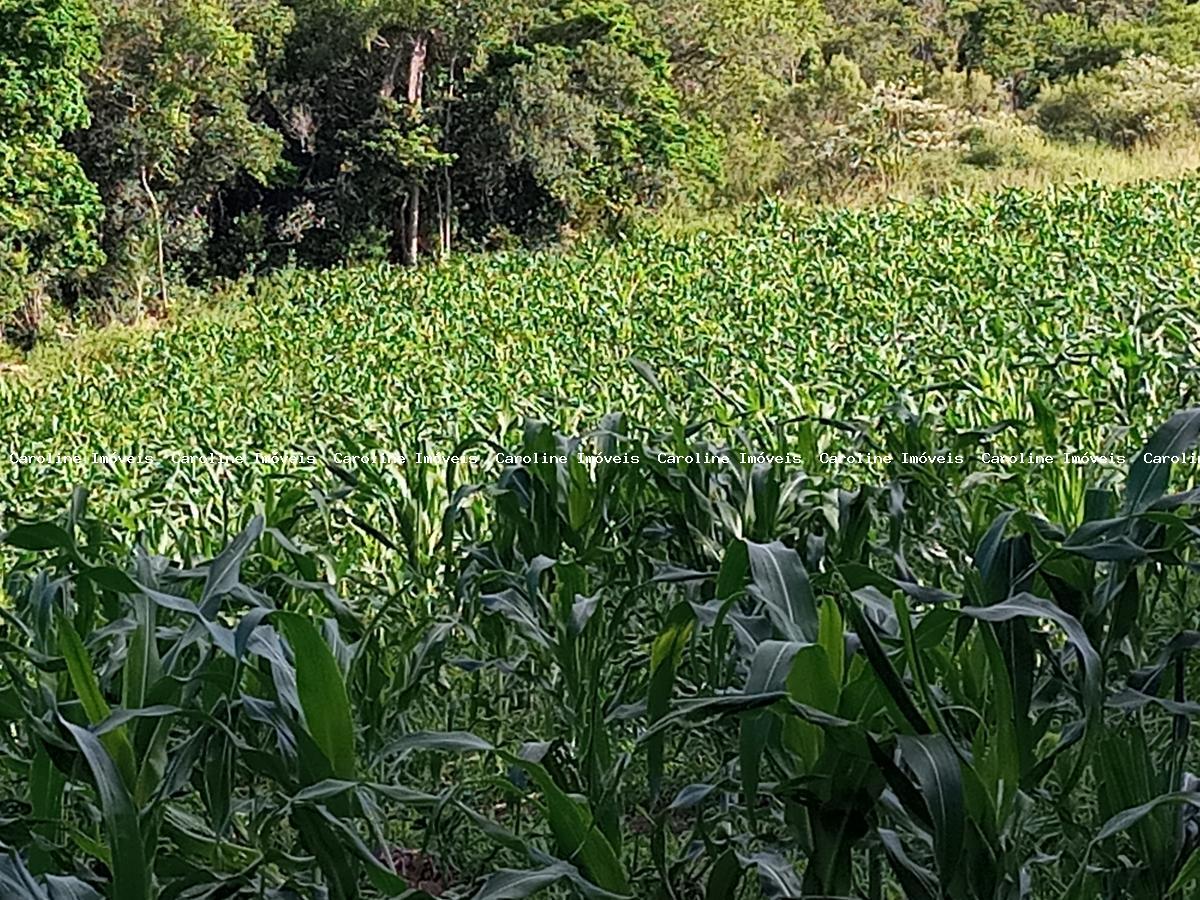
[845,592,930,734]
[121,594,159,711]
[784,644,838,771]
[878,828,938,900]
[896,734,965,886]
[818,598,845,685]
[741,640,805,814]
[716,539,749,600]
[277,612,357,780]
[705,849,744,900]
[1124,409,1200,513]
[3,522,74,552]
[473,864,578,900]
[0,852,47,898]
[57,616,138,790]
[382,730,494,756]
[1093,791,1200,844]
[199,515,264,615]
[505,755,630,896]
[1169,846,1200,895]
[746,541,819,642]
[29,743,65,875]
[647,602,694,799]
[742,850,805,898]
[45,875,103,900]
[961,593,1101,723]
[61,720,150,900]
[473,861,627,900]
[291,805,362,899]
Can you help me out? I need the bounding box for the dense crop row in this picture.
[3,180,1200,530]
[1,181,1199,899]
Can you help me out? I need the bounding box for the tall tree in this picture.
[0,0,103,343]
[75,0,293,307]
[453,0,718,241]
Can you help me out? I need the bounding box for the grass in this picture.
[652,128,1200,237]
[870,130,1200,203]
[1,178,1199,899]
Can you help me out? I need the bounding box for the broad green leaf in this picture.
[647,602,694,799]
[742,850,804,898]
[746,541,818,642]
[845,592,930,734]
[3,522,74,551]
[1125,409,1200,513]
[506,755,630,896]
[705,849,744,900]
[818,598,845,685]
[784,644,838,770]
[1093,791,1200,843]
[897,734,965,885]
[473,861,626,900]
[961,593,1101,722]
[383,730,494,756]
[29,743,65,874]
[741,640,805,813]
[199,515,264,614]
[45,875,103,900]
[878,828,938,900]
[277,612,357,780]
[121,594,159,710]
[1169,845,1200,895]
[61,721,149,900]
[57,616,138,789]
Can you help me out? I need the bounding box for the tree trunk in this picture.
[407,33,427,107]
[403,181,420,266]
[140,166,168,313]
[401,32,428,266]
[440,168,452,259]
[439,56,455,259]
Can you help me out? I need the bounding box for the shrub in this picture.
[1035,54,1200,147]
[779,69,977,192]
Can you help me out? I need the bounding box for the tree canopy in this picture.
[4,0,1200,340]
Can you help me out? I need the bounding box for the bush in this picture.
[778,65,979,193]
[0,0,103,346]
[1035,54,1200,147]
[960,122,1035,167]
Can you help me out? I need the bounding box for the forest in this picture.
[6,0,1200,343]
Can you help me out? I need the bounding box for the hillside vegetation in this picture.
[8,0,1200,345]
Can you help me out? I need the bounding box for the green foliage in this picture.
[0,0,102,343]
[954,0,1036,82]
[1,180,1200,896]
[820,0,951,82]
[76,0,293,307]
[456,0,719,239]
[9,0,1200,339]
[1036,54,1200,147]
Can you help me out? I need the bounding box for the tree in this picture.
[0,0,103,344]
[260,0,457,266]
[820,0,954,84]
[953,0,1036,90]
[454,0,718,241]
[75,0,293,310]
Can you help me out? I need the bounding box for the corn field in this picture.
[1,181,1200,898]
